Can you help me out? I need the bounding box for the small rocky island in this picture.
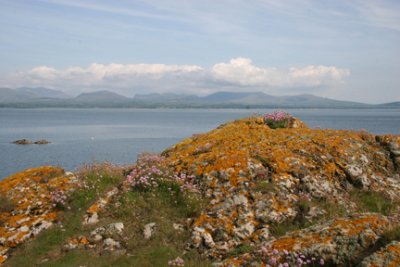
[12,139,50,145]
[1,114,400,266]
[12,139,32,145]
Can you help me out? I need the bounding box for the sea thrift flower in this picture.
[168,256,185,266]
[51,189,67,208]
[258,246,325,266]
[264,111,292,129]
[126,153,199,194]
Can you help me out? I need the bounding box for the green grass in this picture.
[227,244,254,257]
[0,194,15,213]
[35,183,210,267]
[270,197,348,237]
[381,225,400,244]
[350,190,397,216]
[254,180,277,194]
[269,190,399,238]
[7,163,211,267]
[6,163,126,267]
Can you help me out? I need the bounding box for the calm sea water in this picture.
[1,108,399,179]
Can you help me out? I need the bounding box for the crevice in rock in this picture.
[375,135,399,171]
[335,162,364,189]
[352,237,393,266]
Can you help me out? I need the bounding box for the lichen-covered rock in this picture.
[0,167,79,263]
[64,222,126,255]
[376,135,400,170]
[359,241,400,267]
[83,187,120,225]
[163,117,400,259]
[220,213,389,266]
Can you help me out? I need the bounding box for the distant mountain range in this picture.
[0,87,398,108]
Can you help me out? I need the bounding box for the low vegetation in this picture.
[6,158,211,267]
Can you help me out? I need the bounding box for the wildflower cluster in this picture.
[168,256,185,266]
[264,111,292,129]
[126,153,199,193]
[259,245,325,267]
[51,189,67,209]
[126,153,166,190]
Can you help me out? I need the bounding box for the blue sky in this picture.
[0,0,399,103]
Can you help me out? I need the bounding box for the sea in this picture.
[1,108,399,179]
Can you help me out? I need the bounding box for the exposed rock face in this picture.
[0,167,79,264]
[163,117,400,262]
[376,135,400,170]
[360,241,400,266]
[221,213,389,266]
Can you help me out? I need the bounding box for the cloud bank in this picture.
[2,58,350,96]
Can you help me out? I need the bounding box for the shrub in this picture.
[264,111,292,129]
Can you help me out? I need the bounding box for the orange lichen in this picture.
[87,203,100,214]
[0,166,79,264]
[163,117,399,261]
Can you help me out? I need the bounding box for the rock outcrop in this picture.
[0,167,79,264]
[162,117,400,264]
[1,116,400,266]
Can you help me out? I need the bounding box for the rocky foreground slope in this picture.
[1,116,400,266]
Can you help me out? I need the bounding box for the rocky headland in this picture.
[1,116,400,266]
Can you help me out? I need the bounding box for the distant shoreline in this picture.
[1,105,399,109]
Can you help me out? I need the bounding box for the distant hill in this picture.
[0,87,396,108]
[378,101,400,108]
[0,87,37,102]
[16,87,71,99]
[134,93,200,103]
[74,91,130,103]
[202,92,267,102]
[131,91,372,108]
[0,87,71,103]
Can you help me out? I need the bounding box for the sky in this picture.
[0,0,399,103]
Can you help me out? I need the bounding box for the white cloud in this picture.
[2,58,350,96]
[211,58,350,88]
